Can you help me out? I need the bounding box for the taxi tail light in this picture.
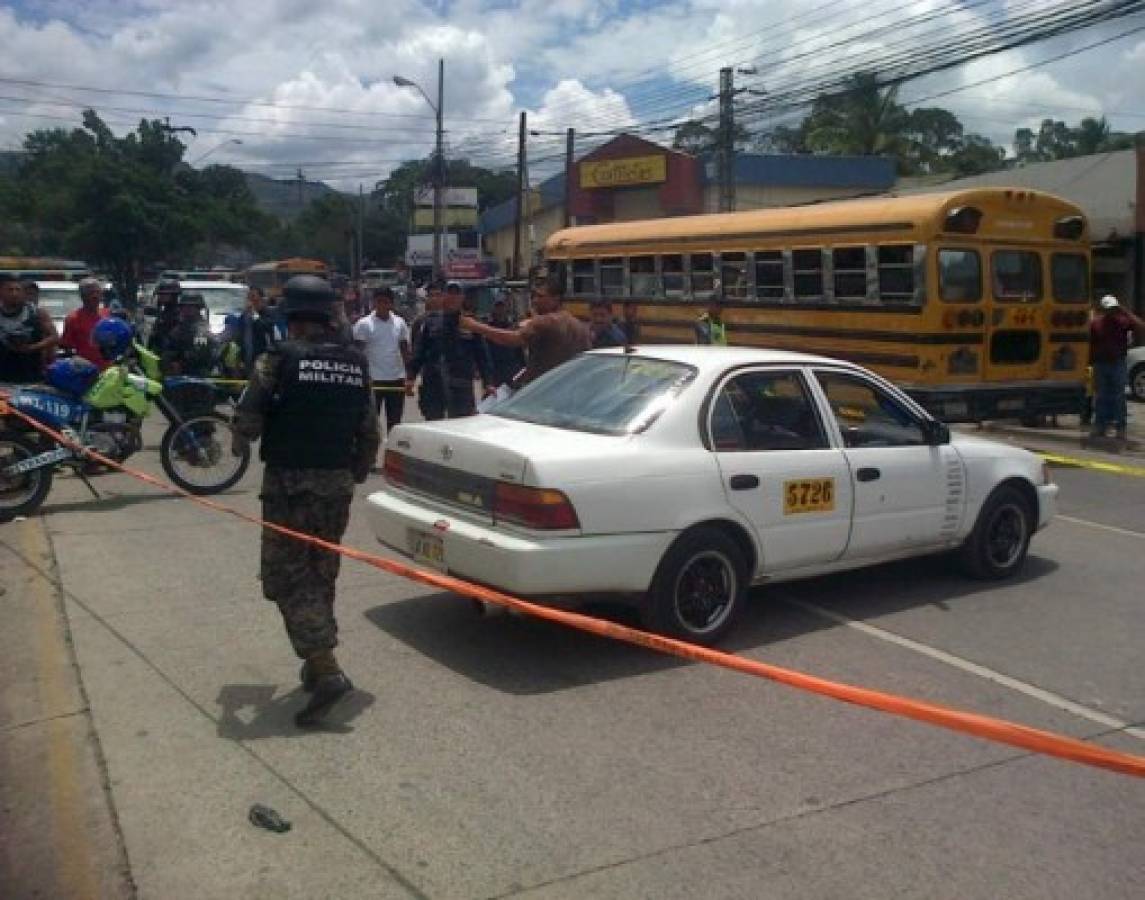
[383,449,406,486]
[494,483,580,530]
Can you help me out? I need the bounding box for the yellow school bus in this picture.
[544,188,1090,422]
[244,257,328,301]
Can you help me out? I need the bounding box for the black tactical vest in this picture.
[261,340,370,470]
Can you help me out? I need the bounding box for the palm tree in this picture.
[1074,117,1112,155]
[804,73,910,159]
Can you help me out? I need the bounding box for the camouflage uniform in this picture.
[233,342,380,660]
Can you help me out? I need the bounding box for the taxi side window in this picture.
[710,371,827,451]
[815,372,925,447]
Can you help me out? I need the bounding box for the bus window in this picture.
[939,249,982,302]
[754,251,785,302]
[600,257,625,297]
[877,244,915,303]
[992,250,1042,302]
[662,255,685,299]
[630,256,657,297]
[720,253,749,300]
[1051,253,1088,303]
[572,259,596,296]
[832,247,867,302]
[691,254,716,299]
[793,249,823,302]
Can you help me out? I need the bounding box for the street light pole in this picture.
[394,61,446,283]
[433,58,444,285]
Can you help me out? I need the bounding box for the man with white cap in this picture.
[1088,294,1144,441]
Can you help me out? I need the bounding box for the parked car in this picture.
[33,281,80,334]
[367,347,1057,644]
[140,280,249,342]
[1128,344,1145,402]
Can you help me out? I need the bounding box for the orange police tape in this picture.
[4,397,1145,780]
[208,378,406,393]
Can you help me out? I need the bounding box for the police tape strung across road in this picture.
[4,398,1145,780]
[208,378,405,393]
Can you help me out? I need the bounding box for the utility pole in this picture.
[717,66,735,213]
[564,127,575,228]
[297,168,304,213]
[513,111,526,279]
[432,57,445,283]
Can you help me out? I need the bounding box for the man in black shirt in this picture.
[408,281,492,419]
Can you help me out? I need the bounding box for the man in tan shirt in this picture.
[461,274,589,387]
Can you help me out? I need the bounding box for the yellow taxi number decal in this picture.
[783,478,835,514]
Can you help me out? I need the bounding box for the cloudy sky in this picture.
[1,0,1144,189]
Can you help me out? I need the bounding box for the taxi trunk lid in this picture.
[386,418,533,522]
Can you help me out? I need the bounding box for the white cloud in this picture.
[1,0,1143,187]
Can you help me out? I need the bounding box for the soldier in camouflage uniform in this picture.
[232,275,380,727]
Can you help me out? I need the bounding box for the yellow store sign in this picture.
[580,154,667,189]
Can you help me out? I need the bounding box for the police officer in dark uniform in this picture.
[232,276,380,727]
[160,292,216,376]
[407,281,492,419]
[148,278,182,352]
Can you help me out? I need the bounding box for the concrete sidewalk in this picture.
[0,517,134,899]
[971,410,1145,459]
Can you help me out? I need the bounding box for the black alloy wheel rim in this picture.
[674,550,737,635]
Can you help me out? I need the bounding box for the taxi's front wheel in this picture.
[643,527,748,645]
[959,485,1033,580]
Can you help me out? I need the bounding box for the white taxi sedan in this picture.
[367,347,1057,644]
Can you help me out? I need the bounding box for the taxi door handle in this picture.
[729,474,760,491]
[856,467,881,482]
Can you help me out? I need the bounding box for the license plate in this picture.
[783,478,835,515]
[408,528,446,570]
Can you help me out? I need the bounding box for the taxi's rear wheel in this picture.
[644,527,747,645]
[960,485,1032,580]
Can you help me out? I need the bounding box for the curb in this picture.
[975,422,1145,460]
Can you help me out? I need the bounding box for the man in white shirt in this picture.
[352,287,412,434]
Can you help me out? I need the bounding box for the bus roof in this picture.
[544,188,1087,255]
[246,257,328,272]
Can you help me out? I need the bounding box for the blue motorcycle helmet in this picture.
[46,357,101,396]
[93,317,134,361]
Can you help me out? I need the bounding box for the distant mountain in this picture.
[243,172,347,218]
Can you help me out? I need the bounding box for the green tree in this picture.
[671,120,750,155]
[14,110,267,303]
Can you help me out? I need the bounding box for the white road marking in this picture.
[1056,515,1145,539]
[782,597,1145,742]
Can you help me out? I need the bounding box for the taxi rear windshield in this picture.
[492,354,696,435]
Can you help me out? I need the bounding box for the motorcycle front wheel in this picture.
[159,413,249,495]
[0,431,54,522]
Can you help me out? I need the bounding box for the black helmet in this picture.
[178,292,205,309]
[280,275,335,321]
[156,278,181,297]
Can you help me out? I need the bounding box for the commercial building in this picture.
[480,134,896,276]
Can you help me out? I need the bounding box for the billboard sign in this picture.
[580,154,667,190]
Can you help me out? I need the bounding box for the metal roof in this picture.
[902,150,1136,242]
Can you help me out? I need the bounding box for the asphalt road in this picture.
[4,416,1145,900]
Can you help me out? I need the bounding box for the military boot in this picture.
[294,650,353,727]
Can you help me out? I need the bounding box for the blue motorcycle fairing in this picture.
[5,386,89,429]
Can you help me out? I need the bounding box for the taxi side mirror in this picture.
[922,419,950,445]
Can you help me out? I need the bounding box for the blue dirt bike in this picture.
[0,321,250,521]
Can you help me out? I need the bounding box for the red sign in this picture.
[445,260,484,279]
